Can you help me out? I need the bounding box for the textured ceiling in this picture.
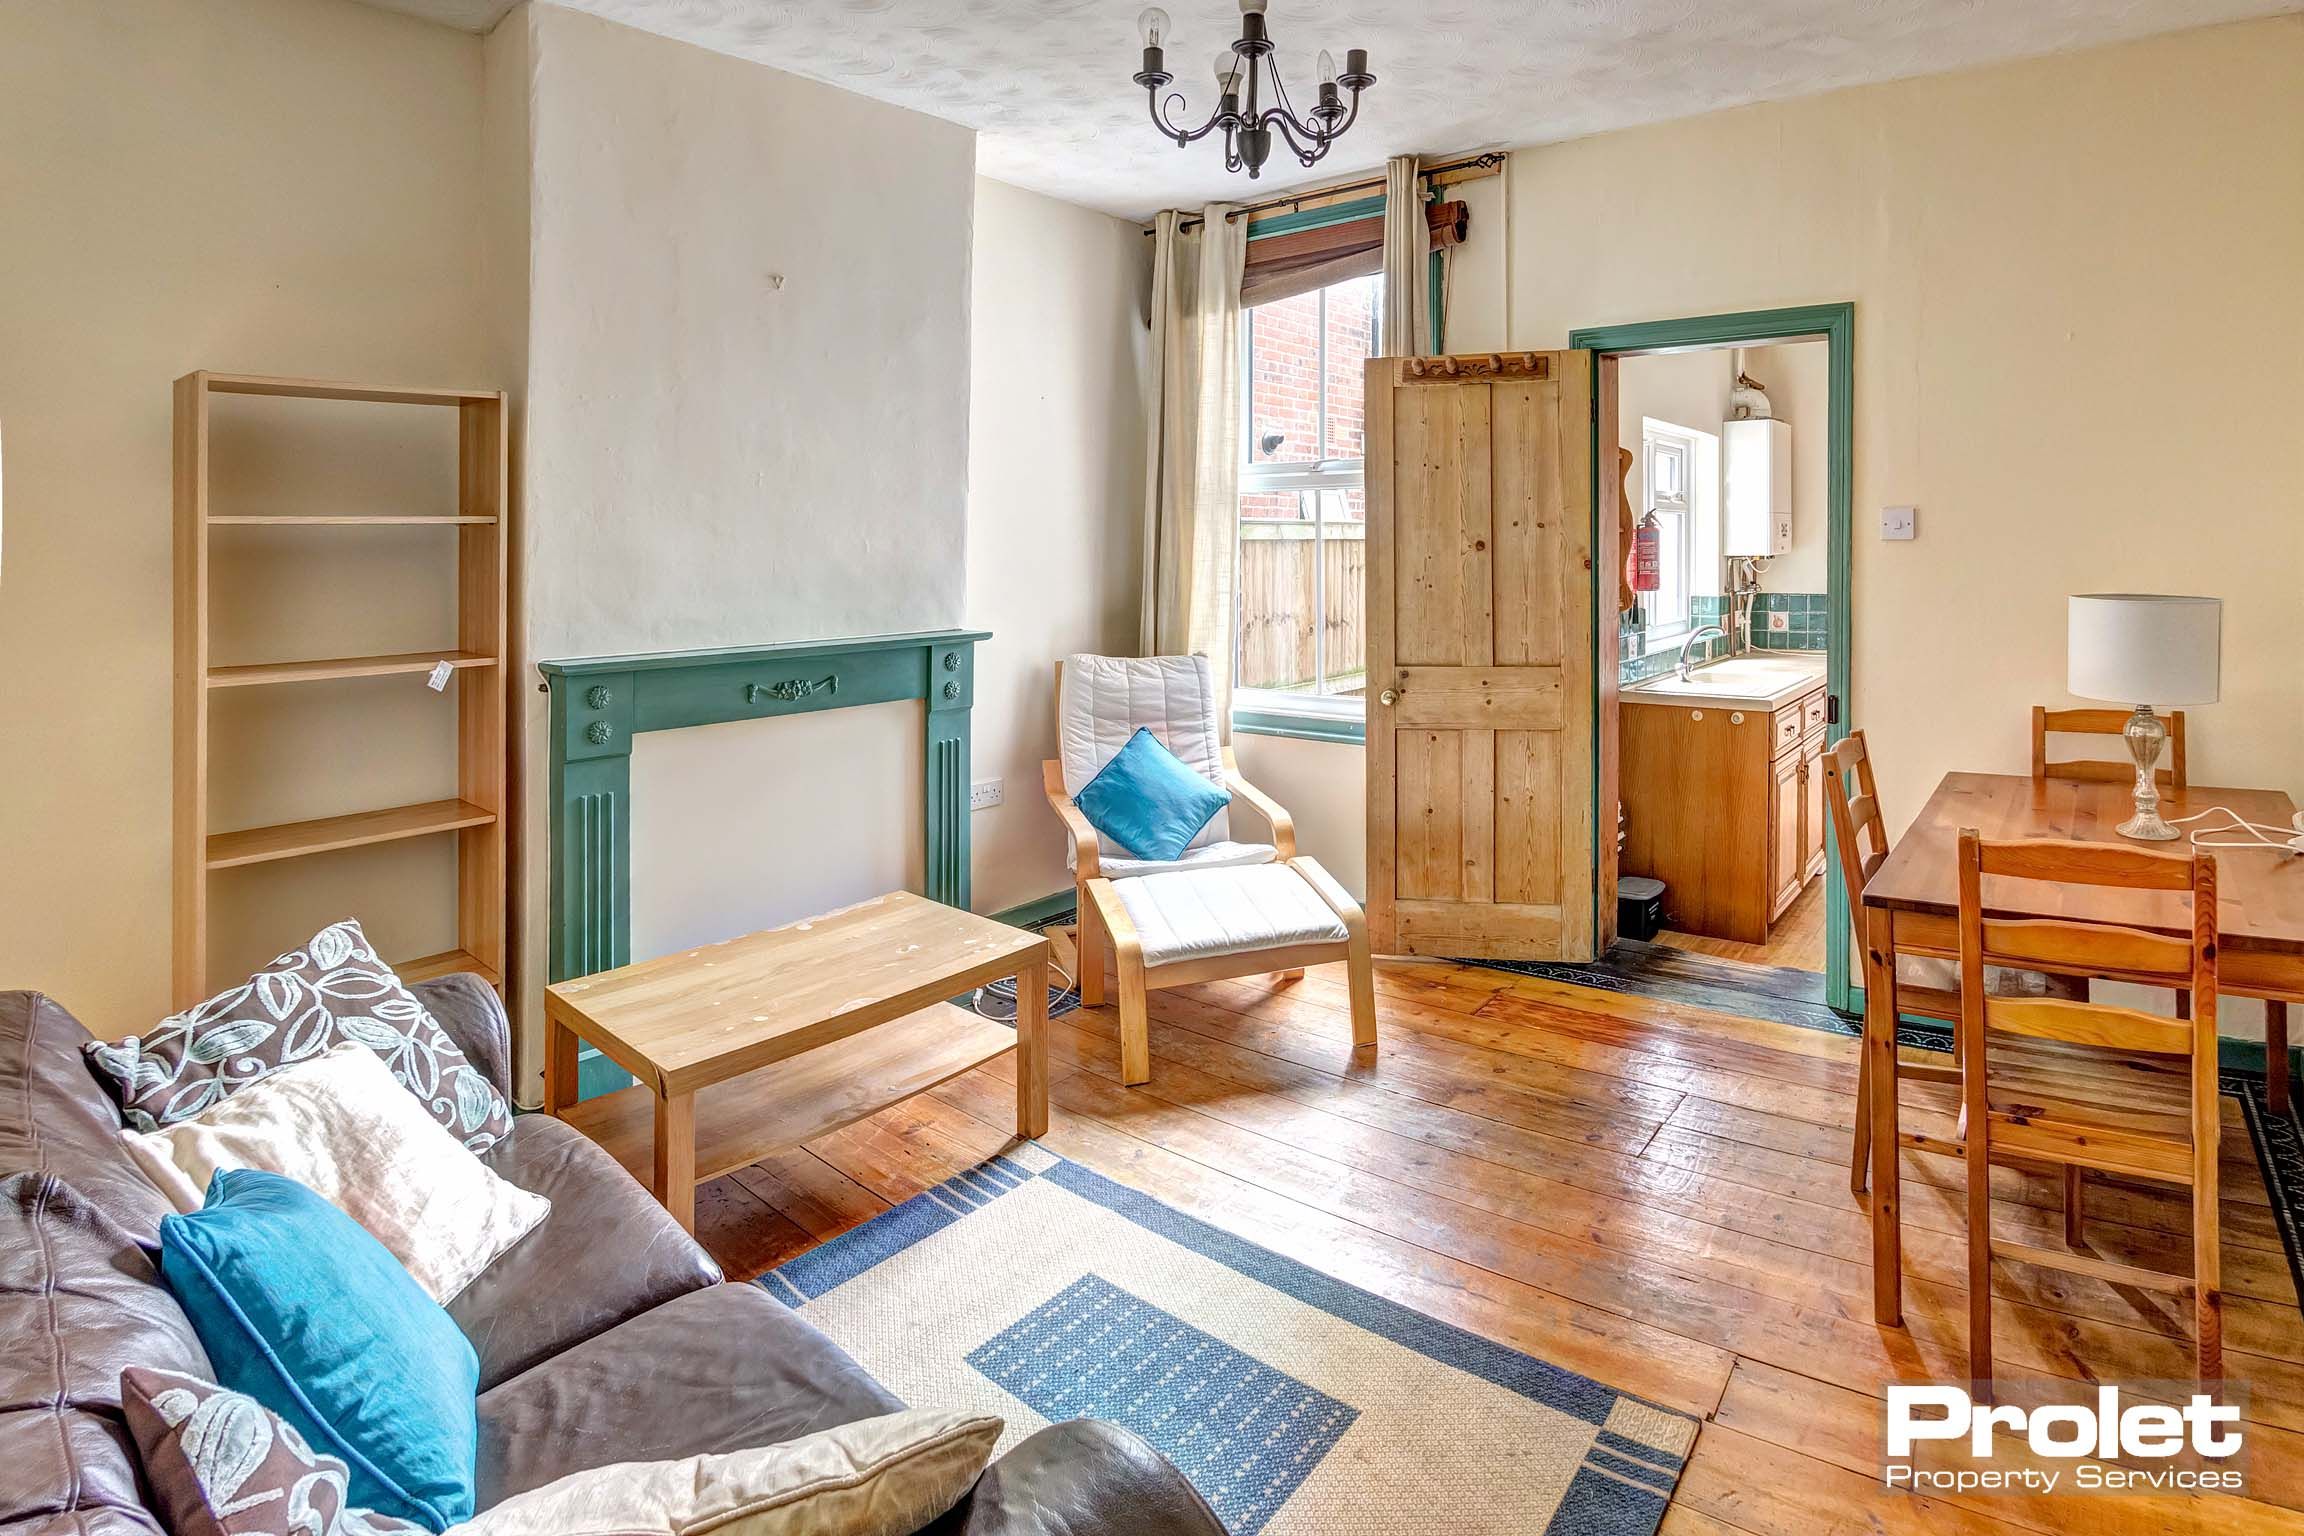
[358,0,2300,218]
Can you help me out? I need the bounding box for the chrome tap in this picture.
[1676,625,1727,682]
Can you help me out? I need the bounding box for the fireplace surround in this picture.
[540,629,989,1098]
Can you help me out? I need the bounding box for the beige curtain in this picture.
[1380,155,1432,356]
[1140,204,1246,730]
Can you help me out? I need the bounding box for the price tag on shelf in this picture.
[426,660,453,692]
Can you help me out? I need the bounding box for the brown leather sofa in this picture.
[0,981,1224,1536]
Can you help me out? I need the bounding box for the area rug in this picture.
[761,1146,1695,1535]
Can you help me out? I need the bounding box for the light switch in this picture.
[1881,505,1917,541]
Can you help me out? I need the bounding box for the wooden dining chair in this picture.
[1828,731,2087,1197]
[1826,732,1965,1194]
[1955,830,2221,1388]
[2032,705,2187,790]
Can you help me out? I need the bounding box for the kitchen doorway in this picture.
[1572,306,1856,1020]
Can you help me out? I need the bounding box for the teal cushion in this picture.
[1072,727,1230,862]
[159,1169,478,1531]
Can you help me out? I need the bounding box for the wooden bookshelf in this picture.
[174,371,509,1005]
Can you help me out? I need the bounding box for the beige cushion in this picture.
[123,1043,549,1302]
[1113,862,1349,968]
[446,1408,1003,1536]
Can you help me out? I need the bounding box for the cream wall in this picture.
[0,0,491,1035]
[1497,16,2304,829]
[963,179,1149,917]
[1264,16,2304,946]
[507,5,977,1084]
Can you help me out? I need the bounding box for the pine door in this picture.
[1365,352,1597,959]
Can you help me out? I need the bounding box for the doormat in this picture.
[1465,938,1849,1035]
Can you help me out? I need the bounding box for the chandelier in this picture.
[1131,1,1373,179]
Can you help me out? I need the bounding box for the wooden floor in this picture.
[1658,873,1828,973]
[684,945,2304,1535]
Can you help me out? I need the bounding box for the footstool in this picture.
[1081,857,1376,1085]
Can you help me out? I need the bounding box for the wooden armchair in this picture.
[1044,655,1372,1083]
[1044,657,1298,990]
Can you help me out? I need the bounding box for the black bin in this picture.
[1618,876,1666,942]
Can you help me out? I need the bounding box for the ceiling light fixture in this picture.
[1132,1,1373,179]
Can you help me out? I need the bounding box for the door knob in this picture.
[1379,689,1397,706]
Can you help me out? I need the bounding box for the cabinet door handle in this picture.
[1379,689,1397,706]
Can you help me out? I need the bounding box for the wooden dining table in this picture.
[1858,771,2304,1325]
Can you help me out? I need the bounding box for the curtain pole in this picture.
[1147,150,1506,235]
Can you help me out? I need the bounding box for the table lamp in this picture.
[2067,593,2221,840]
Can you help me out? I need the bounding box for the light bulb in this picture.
[1317,48,1337,85]
[1214,49,1242,89]
[1239,0,1267,13]
[1136,6,1169,48]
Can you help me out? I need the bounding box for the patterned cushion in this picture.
[120,1366,426,1536]
[83,920,511,1152]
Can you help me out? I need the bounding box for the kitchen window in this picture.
[1235,272,1381,731]
[1638,423,1698,648]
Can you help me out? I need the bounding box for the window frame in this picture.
[1637,422,1700,651]
[1234,276,1379,728]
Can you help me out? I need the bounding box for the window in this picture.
[1637,423,1698,648]
[1235,272,1381,723]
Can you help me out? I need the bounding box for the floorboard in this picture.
[673,953,2304,1533]
[1659,873,1828,973]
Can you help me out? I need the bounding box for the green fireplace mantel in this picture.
[540,629,991,1094]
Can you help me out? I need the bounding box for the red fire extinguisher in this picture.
[1629,511,1662,594]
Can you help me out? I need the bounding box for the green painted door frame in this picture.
[1568,304,1857,1013]
[539,628,990,1097]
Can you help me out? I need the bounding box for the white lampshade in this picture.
[2068,594,2221,706]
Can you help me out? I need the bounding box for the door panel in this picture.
[1395,728,1464,901]
[1494,729,1561,906]
[1770,750,1804,917]
[1394,384,1492,668]
[1393,668,1564,730]
[1366,352,1595,959]
[1492,380,1566,668]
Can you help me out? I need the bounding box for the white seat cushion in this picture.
[1100,839,1278,881]
[1113,864,1348,969]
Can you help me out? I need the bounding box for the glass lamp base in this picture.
[2116,703,2181,841]
[2117,808,2182,841]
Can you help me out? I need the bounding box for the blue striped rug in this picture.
[762,1148,1695,1535]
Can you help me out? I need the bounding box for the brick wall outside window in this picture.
[1237,273,1379,694]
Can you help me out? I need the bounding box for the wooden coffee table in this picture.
[543,891,1050,1231]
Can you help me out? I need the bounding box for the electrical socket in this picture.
[969,778,1004,811]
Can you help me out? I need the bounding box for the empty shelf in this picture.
[208,515,498,526]
[202,374,500,407]
[395,948,504,989]
[206,651,497,688]
[206,798,497,869]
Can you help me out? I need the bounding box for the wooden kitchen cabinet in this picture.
[1620,678,1828,944]
[1769,749,1806,919]
[1799,730,1828,882]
